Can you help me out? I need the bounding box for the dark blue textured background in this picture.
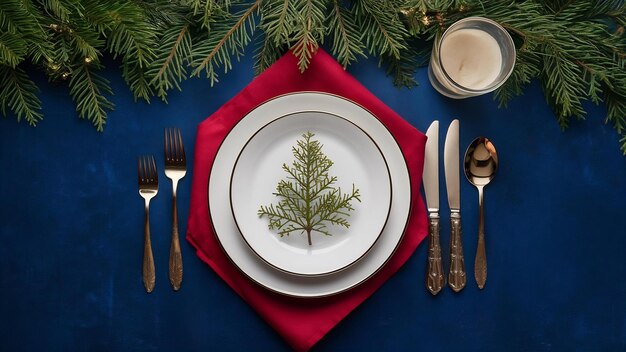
[1,51,625,351]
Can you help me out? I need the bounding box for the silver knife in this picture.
[423,121,444,295]
[444,119,466,292]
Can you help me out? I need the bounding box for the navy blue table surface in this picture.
[1,51,626,351]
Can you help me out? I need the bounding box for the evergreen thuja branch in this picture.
[258,132,361,246]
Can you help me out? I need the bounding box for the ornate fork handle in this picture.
[448,212,466,292]
[426,213,444,295]
[169,182,183,291]
[143,203,156,293]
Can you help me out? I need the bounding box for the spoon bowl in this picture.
[464,137,498,289]
[465,138,498,187]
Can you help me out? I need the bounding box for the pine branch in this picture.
[68,62,113,131]
[0,65,43,125]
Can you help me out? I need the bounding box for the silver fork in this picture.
[138,155,158,293]
[164,128,186,291]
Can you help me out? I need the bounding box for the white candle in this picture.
[439,29,503,90]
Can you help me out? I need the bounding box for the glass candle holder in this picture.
[428,17,516,99]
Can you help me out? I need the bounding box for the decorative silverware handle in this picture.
[475,187,487,289]
[143,205,155,293]
[426,213,444,295]
[448,212,466,292]
[169,192,183,291]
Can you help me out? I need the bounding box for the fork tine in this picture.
[150,155,158,181]
[171,128,177,161]
[141,156,147,181]
[138,156,142,183]
[164,129,170,162]
[177,128,185,161]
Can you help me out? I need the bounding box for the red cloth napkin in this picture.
[186,49,428,351]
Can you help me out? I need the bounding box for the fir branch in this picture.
[0,0,625,155]
[290,0,326,72]
[123,60,154,103]
[183,0,221,30]
[260,0,297,46]
[327,0,366,68]
[0,65,42,125]
[68,62,113,131]
[191,1,260,83]
[605,87,626,135]
[39,0,77,22]
[252,31,284,75]
[67,22,104,61]
[147,22,192,101]
[354,0,408,59]
[384,44,421,87]
[0,33,28,67]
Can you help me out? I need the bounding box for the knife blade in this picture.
[423,121,444,295]
[444,119,466,292]
[423,121,439,212]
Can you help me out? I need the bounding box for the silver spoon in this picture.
[464,137,498,289]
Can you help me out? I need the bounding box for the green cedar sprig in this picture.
[258,132,361,246]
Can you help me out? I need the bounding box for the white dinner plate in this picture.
[230,112,392,276]
[209,92,411,297]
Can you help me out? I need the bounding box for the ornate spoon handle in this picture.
[448,212,466,292]
[426,214,444,295]
[475,186,487,289]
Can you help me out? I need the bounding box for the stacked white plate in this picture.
[209,92,411,297]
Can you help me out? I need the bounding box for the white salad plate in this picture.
[230,111,392,276]
[209,92,411,297]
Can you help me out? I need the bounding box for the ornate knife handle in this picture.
[426,213,445,295]
[448,212,466,292]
